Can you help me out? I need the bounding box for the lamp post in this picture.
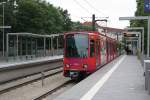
[0,2,6,56]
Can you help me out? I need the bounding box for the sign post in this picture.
[0,26,11,57]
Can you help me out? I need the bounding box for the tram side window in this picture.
[90,40,95,57]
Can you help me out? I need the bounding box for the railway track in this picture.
[0,66,63,95]
[34,80,73,100]
[0,58,78,100]
[0,70,73,100]
[0,58,63,84]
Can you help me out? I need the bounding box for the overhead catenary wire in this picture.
[71,14,89,22]
[81,17,88,22]
[83,0,109,17]
[73,0,92,15]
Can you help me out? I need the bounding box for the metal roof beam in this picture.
[119,16,149,20]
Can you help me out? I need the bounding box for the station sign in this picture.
[144,0,150,13]
[124,33,138,37]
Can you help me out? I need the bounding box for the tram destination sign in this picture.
[144,0,150,13]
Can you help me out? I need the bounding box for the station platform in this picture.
[54,55,150,100]
[0,55,63,69]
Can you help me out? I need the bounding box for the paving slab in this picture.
[54,55,150,100]
[0,55,63,69]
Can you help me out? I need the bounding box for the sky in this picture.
[46,0,137,29]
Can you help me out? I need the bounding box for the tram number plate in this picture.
[70,71,78,77]
[70,71,75,75]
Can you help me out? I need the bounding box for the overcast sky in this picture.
[46,0,137,29]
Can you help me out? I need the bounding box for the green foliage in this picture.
[58,8,73,32]
[0,0,16,32]
[0,0,73,34]
[130,0,150,54]
[0,0,93,34]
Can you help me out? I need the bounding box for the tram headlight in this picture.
[83,64,88,68]
[66,64,70,68]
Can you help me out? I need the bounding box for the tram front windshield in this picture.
[65,34,88,58]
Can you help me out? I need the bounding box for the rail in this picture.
[34,80,72,100]
[0,67,63,94]
[0,58,63,84]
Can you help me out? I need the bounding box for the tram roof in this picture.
[64,31,98,34]
[64,31,118,41]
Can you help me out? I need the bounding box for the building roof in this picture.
[81,21,124,33]
[98,26,125,33]
[81,22,99,27]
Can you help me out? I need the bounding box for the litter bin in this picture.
[144,60,150,90]
[148,70,150,94]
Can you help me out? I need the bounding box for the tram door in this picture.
[100,37,106,65]
[106,39,110,62]
[90,39,95,57]
[96,39,100,67]
[90,39,96,70]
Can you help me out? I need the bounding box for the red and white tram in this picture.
[63,31,118,79]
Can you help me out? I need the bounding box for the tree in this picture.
[0,0,73,34]
[130,0,150,53]
[0,0,17,32]
[15,0,49,33]
[58,8,73,32]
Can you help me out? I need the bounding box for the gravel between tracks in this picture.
[0,72,70,100]
[43,82,76,100]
